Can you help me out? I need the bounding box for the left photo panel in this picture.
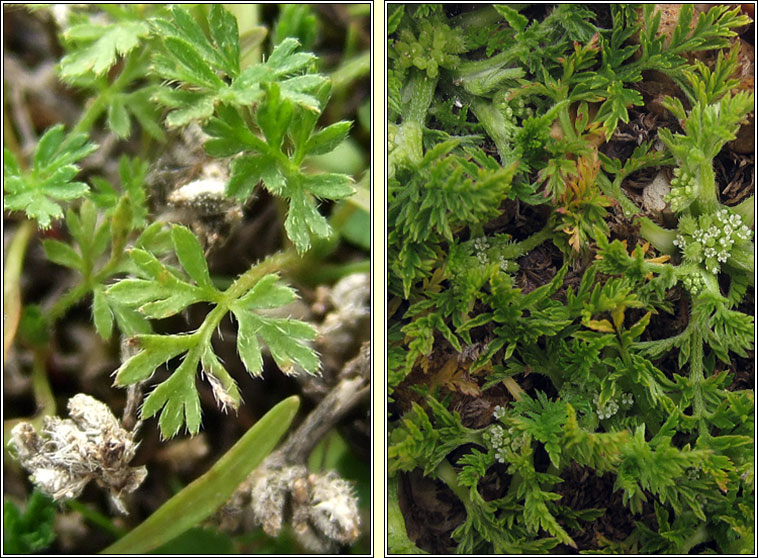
[3,4,371,555]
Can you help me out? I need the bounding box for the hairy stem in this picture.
[688,326,707,437]
[596,171,641,218]
[301,258,370,285]
[435,459,469,505]
[514,225,553,254]
[48,282,91,323]
[469,96,517,166]
[30,346,57,418]
[638,217,677,254]
[70,50,143,138]
[225,249,301,300]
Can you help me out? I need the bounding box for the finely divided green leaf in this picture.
[152,6,233,75]
[42,239,82,271]
[284,189,332,253]
[235,273,296,309]
[226,155,269,199]
[107,96,131,138]
[305,120,352,155]
[171,225,214,289]
[165,94,217,128]
[304,173,355,199]
[33,125,66,170]
[163,37,226,89]
[494,5,528,32]
[114,335,190,385]
[60,20,150,79]
[267,38,313,73]
[3,490,56,554]
[208,4,240,77]
[142,357,202,437]
[3,125,96,228]
[203,105,268,157]
[92,286,114,339]
[232,308,264,376]
[256,315,319,375]
[232,309,319,376]
[200,345,241,411]
[257,83,293,149]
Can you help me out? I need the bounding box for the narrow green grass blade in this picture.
[101,396,300,554]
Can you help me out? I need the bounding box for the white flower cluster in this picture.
[9,394,146,514]
[497,255,514,273]
[470,237,515,273]
[485,423,525,464]
[594,392,633,420]
[492,405,506,421]
[472,237,490,265]
[673,208,752,275]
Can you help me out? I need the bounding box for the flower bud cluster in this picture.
[679,270,706,296]
[471,237,516,273]
[665,167,697,212]
[392,22,465,78]
[9,394,146,514]
[594,392,633,420]
[510,97,534,120]
[500,104,515,121]
[496,95,535,123]
[673,208,752,276]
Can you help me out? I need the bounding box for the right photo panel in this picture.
[387,4,755,555]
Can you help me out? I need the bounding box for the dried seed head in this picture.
[245,465,361,552]
[168,164,231,217]
[307,471,361,546]
[9,394,147,514]
[68,393,121,435]
[153,131,244,250]
[316,273,371,375]
[250,465,308,537]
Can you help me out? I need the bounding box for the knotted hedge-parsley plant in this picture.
[388,4,753,554]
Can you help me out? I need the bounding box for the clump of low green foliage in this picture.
[5,3,362,437]
[3,490,57,554]
[388,4,753,554]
